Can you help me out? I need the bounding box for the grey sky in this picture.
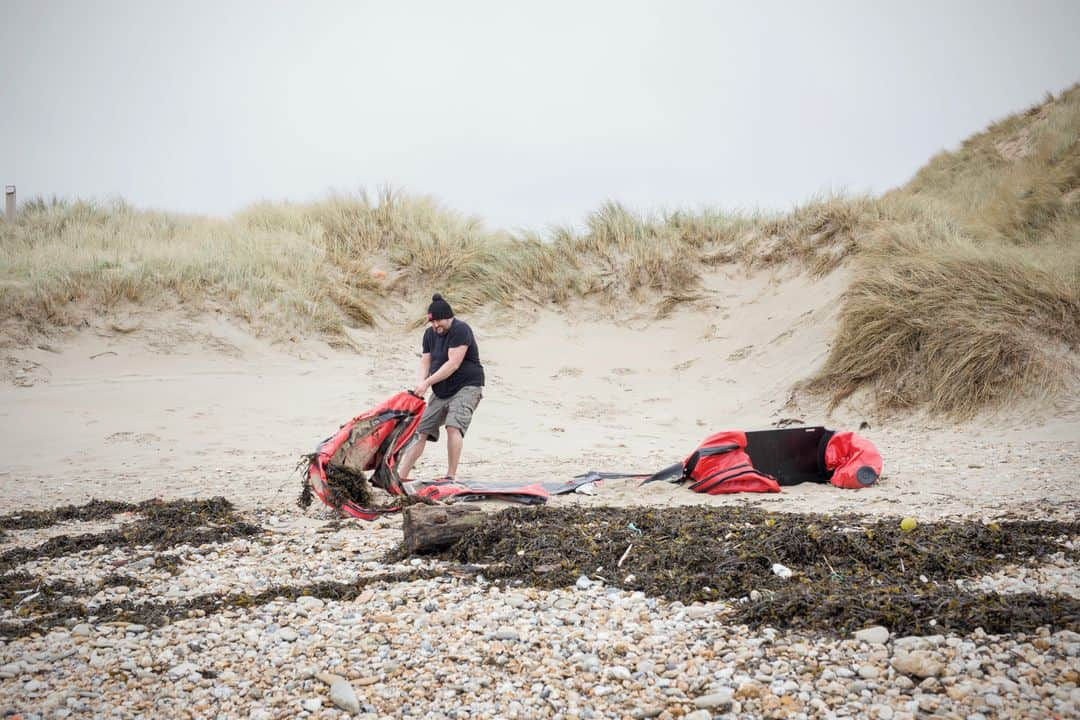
[2,1,1078,232]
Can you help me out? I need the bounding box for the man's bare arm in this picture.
[415,346,466,394]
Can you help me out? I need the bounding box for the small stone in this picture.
[330,678,361,714]
[892,651,944,679]
[858,665,881,679]
[694,689,734,709]
[771,563,793,579]
[167,662,199,679]
[854,626,890,645]
[277,627,299,642]
[576,575,592,590]
[494,627,520,641]
[316,672,344,686]
[302,698,322,712]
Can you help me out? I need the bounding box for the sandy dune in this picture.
[1,266,1078,521]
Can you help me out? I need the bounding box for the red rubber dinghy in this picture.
[641,426,883,494]
[304,391,569,520]
[305,391,427,520]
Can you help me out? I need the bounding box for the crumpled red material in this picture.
[684,430,782,494]
[824,431,883,488]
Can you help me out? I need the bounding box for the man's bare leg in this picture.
[396,435,427,480]
[446,426,463,479]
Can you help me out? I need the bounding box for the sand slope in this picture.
[1,266,1077,520]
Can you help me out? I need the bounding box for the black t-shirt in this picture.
[422,319,485,399]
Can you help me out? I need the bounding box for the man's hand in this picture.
[413,381,430,397]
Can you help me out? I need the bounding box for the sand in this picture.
[1,265,1078,521]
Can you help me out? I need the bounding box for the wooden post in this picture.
[4,186,13,221]
[402,503,486,554]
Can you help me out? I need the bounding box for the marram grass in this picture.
[2,85,1078,418]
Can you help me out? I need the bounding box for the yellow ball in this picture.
[900,517,917,532]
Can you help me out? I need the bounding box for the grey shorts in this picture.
[416,385,483,441]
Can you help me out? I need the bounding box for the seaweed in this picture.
[298,455,426,515]
[296,455,373,511]
[0,498,261,573]
[0,499,140,531]
[413,505,1079,636]
[0,567,457,640]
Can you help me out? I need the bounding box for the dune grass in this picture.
[805,84,1080,417]
[1,85,1077,417]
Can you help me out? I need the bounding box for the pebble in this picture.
[330,677,361,714]
[892,651,945,678]
[494,627,520,641]
[694,689,734,708]
[1,507,1075,719]
[855,626,891,645]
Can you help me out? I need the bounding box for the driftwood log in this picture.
[403,503,485,554]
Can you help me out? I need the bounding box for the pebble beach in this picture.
[1,285,1078,720]
[1,505,1077,720]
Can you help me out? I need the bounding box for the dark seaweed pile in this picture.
[419,505,1079,636]
[0,497,261,574]
[0,567,451,641]
[0,497,263,639]
[0,499,140,531]
[297,457,430,515]
[296,457,374,511]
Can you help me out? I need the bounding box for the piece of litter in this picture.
[771,563,793,579]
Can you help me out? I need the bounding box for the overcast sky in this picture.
[2,1,1078,231]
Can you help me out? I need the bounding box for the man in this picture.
[396,293,485,482]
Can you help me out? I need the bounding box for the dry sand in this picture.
[2,265,1077,521]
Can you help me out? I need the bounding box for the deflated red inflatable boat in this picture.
[306,391,426,520]
[645,426,882,494]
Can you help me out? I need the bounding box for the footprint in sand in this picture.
[551,366,583,380]
[3,356,51,387]
[611,368,635,376]
[771,328,796,343]
[727,345,753,361]
[105,432,161,445]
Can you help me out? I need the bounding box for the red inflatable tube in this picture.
[824,431,883,488]
[684,430,781,494]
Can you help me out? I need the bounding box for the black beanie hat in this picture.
[427,293,454,320]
